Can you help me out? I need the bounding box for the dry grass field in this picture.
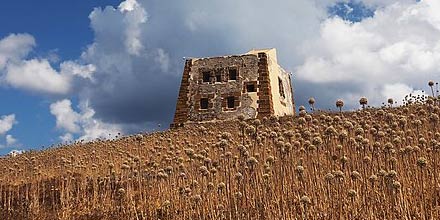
[1,97,440,219]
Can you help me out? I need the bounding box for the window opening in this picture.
[227,96,235,109]
[215,73,222,82]
[200,98,209,109]
[228,68,237,80]
[278,78,285,98]
[246,84,256,92]
[202,71,211,82]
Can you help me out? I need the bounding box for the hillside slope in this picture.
[1,104,440,219]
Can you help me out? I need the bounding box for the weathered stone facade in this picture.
[171,48,294,128]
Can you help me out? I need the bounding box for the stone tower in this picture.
[171,48,294,128]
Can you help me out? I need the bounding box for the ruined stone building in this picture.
[171,48,295,127]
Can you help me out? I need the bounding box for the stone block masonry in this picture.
[171,48,294,128]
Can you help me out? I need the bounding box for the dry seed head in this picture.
[312,137,323,146]
[378,169,387,177]
[300,195,311,205]
[235,172,243,181]
[117,188,126,195]
[266,156,275,164]
[191,194,202,203]
[179,172,186,178]
[324,173,334,182]
[234,192,243,199]
[348,189,357,198]
[207,182,214,191]
[386,170,397,179]
[417,157,427,168]
[247,157,258,166]
[225,151,232,158]
[368,174,378,183]
[392,181,401,191]
[218,182,226,190]
[359,97,368,105]
[333,170,344,179]
[158,200,170,211]
[336,145,343,151]
[363,156,371,164]
[340,156,349,164]
[336,99,344,108]
[350,171,361,180]
[387,98,394,105]
[295,165,304,175]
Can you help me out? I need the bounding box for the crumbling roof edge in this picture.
[184,48,277,62]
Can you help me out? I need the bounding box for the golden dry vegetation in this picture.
[1,97,440,219]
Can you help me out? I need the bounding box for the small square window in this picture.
[227,96,235,109]
[246,84,256,93]
[228,68,237,80]
[200,98,209,109]
[215,73,222,83]
[202,71,211,82]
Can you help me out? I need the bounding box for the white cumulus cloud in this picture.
[60,61,96,80]
[0,114,17,135]
[6,59,72,94]
[50,99,122,141]
[5,134,17,146]
[0,33,35,70]
[0,33,96,95]
[50,99,81,133]
[296,0,440,108]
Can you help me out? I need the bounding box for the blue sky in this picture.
[329,1,375,22]
[0,0,121,153]
[0,0,435,155]
[0,0,120,60]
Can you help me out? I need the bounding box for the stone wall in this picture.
[187,54,261,122]
[256,52,274,119]
[171,49,294,127]
[170,60,192,128]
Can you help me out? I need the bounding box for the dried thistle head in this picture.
[388,98,394,105]
[350,171,361,180]
[246,157,258,167]
[348,189,357,198]
[417,157,427,168]
[392,181,401,191]
[217,182,226,191]
[300,195,311,205]
[308,97,315,105]
[333,170,344,180]
[386,170,397,179]
[191,194,202,204]
[368,174,378,183]
[295,165,304,175]
[359,97,368,106]
[336,99,344,108]
[324,173,334,183]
